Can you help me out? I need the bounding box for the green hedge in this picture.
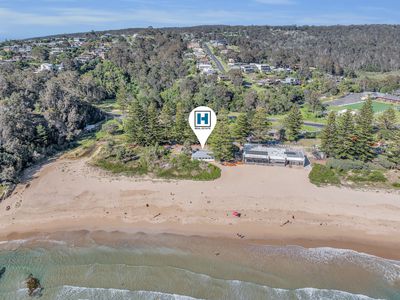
[309,164,340,186]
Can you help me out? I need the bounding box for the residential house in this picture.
[36,63,63,73]
[282,77,300,85]
[37,63,55,72]
[191,150,215,162]
[218,74,229,81]
[240,65,257,74]
[255,64,271,73]
[76,53,96,64]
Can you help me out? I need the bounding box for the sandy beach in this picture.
[0,157,399,259]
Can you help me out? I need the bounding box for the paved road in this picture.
[203,43,226,73]
[303,121,325,129]
[269,118,325,130]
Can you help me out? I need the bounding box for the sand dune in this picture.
[1,157,399,259]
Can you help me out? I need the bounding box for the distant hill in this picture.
[17,24,400,73]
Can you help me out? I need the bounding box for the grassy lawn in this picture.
[329,101,399,114]
[302,125,321,132]
[271,106,326,124]
[300,107,327,124]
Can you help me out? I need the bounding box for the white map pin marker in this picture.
[188,106,217,149]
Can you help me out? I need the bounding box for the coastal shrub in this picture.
[66,139,97,159]
[326,159,367,172]
[93,144,221,181]
[102,120,121,135]
[157,154,221,181]
[365,162,386,171]
[392,183,400,188]
[309,164,340,186]
[373,156,396,170]
[94,159,134,174]
[367,171,387,182]
[347,170,387,183]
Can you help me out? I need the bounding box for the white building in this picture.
[243,144,306,167]
[240,65,257,74]
[255,64,271,73]
[197,63,216,75]
[282,77,300,85]
[36,63,63,73]
[37,63,55,72]
[191,150,215,162]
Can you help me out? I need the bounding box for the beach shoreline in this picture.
[0,157,399,260]
[2,226,400,261]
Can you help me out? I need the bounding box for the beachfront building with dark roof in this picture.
[242,144,306,167]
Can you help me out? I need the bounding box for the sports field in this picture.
[329,101,400,114]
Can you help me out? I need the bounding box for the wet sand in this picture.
[0,157,399,259]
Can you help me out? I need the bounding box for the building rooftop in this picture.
[191,150,215,160]
[243,144,305,161]
[327,92,400,106]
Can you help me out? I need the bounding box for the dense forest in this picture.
[30,25,400,72]
[0,29,191,185]
[183,25,400,73]
[0,66,104,184]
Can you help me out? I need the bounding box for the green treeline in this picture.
[320,99,399,167]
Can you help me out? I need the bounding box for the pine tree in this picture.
[320,111,338,157]
[234,113,251,145]
[125,97,146,145]
[284,105,303,141]
[251,107,270,142]
[116,82,128,112]
[377,106,397,130]
[35,124,49,147]
[173,102,186,144]
[159,102,174,143]
[354,98,375,162]
[209,112,234,161]
[183,122,197,144]
[336,110,356,159]
[386,130,400,167]
[182,140,192,156]
[145,103,161,146]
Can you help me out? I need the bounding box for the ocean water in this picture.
[0,232,399,300]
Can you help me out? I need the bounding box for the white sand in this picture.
[1,157,399,258]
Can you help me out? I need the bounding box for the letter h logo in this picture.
[195,111,211,128]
